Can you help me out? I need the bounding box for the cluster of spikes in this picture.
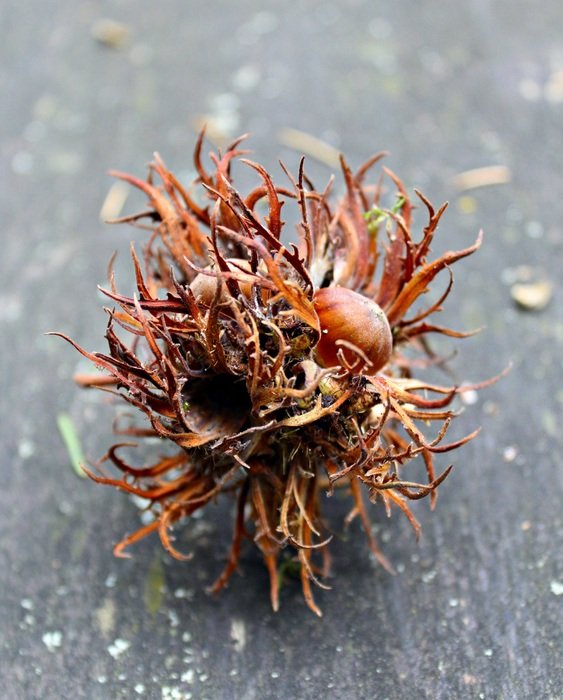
[53,132,499,616]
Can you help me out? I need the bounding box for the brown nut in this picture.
[313,286,392,373]
[190,258,255,305]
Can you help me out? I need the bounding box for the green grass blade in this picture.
[57,413,87,478]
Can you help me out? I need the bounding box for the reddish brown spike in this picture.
[385,231,483,324]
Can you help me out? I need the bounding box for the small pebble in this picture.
[181,669,194,684]
[502,445,518,462]
[511,280,553,311]
[174,588,193,600]
[230,619,246,653]
[421,569,437,583]
[108,638,131,659]
[504,266,553,311]
[162,687,191,700]
[42,631,63,652]
[91,19,130,48]
[550,580,563,596]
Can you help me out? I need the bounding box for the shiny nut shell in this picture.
[190,258,255,305]
[313,287,392,373]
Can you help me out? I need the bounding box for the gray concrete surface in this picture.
[1,1,562,698]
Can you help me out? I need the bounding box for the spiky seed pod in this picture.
[53,133,502,616]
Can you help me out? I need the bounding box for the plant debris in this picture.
[452,165,511,192]
[57,412,87,478]
[278,127,342,168]
[99,181,130,222]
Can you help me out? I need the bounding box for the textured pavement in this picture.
[1,2,562,698]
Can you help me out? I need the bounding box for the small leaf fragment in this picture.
[57,413,87,478]
[144,552,166,616]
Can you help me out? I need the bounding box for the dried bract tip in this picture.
[55,132,500,615]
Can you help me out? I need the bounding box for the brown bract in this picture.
[52,132,502,616]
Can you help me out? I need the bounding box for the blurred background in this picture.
[1,1,561,698]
